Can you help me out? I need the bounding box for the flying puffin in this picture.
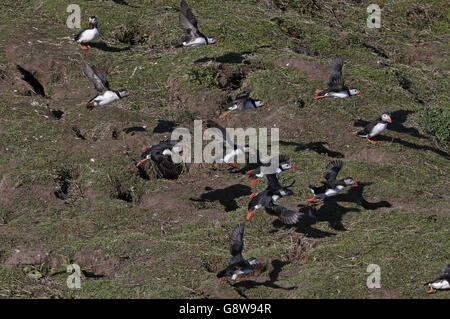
[217,224,261,282]
[206,120,256,169]
[314,57,362,99]
[247,174,301,224]
[306,160,358,203]
[425,264,450,294]
[246,154,294,186]
[221,91,267,118]
[136,140,184,167]
[357,113,392,144]
[172,0,217,49]
[83,62,133,111]
[74,16,100,50]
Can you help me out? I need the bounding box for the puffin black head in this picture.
[136,145,152,167]
[348,88,362,96]
[279,155,294,172]
[342,177,358,186]
[88,16,98,28]
[117,89,133,99]
[381,113,392,123]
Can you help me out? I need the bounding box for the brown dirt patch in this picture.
[3,249,65,268]
[272,58,328,82]
[344,148,400,163]
[72,248,127,280]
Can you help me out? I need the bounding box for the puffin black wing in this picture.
[229,224,245,264]
[265,173,282,190]
[265,204,301,225]
[235,91,251,100]
[323,160,343,187]
[357,118,380,137]
[179,0,199,37]
[83,63,109,94]
[327,57,345,92]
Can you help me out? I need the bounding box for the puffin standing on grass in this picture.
[172,0,217,49]
[305,160,358,203]
[75,16,100,50]
[315,57,362,99]
[357,113,392,144]
[246,155,294,186]
[206,120,256,170]
[221,91,267,118]
[217,224,260,282]
[83,62,133,111]
[425,264,450,294]
[136,140,185,167]
[247,175,302,224]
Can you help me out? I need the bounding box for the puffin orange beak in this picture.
[291,164,295,171]
[264,102,268,108]
[314,95,326,99]
[250,178,260,186]
[216,40,219,46]
[245,170,254,175]
[129,92,134,97]
[354,181,359,187]
[246,209,256,220]
[388,118,392,123]
[136,158,148,167]
[221,110,232,118]
[141,145,151,151]
[359,91,363,96]
[426,287,434,294]
[249,193,256,199]
[315,90,321,94]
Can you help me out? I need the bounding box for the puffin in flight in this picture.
[83,62,133,111]
[306,160,358,203]
[75,16,100,50]
[217,224,260,282]
[221,91,267,118]
[315,57,362,99]
[357,113,392,144]
[206,120,256,170]
[247,174,303,225]
[172,0,217,49]
[246,154,294,186]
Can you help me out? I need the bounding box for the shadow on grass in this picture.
[232,259,297,291]
[89,42,131,52]
[195,51,253,64]
[190,184,252,212]
[280,140,344,158]
[153,120,178,133]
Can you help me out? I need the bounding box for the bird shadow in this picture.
[270,206,337,238]
[232,259,297,291]
[354,110,429,140]
[89,41,131,53]
[190,184,252,212]
[314,182,391,231]
[365,135,449,159]
[280,140,344,158]
[195,51,252,64]
[153,120,178,134]
[122,126,148,135]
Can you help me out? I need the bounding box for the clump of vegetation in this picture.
[112,24,148,45]
[418,105,450,146]
[186,67,218,88]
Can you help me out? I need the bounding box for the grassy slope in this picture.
[0,0,448,298]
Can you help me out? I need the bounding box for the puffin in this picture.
[74,16,100,50]
[357,113,392,144]
[136,140,184,167]
[425,264,450,294]
[172,0,217,49]
[247,174,301,225]
[83,62,133,111]
[306,160,358,203]
[221,91,267,118]
[246,154,294,186]
[315,57,362,99]
[217,224,260,282]
[206,120,256,169]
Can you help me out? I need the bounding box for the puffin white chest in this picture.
[430,280,450,290]
[271,195,280,202]
[184,37,207,47]
[78,28,99,43]
[369,122,387,137]
[329,91,350,98]
[95,91,119,106]
[325,185,344,197]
